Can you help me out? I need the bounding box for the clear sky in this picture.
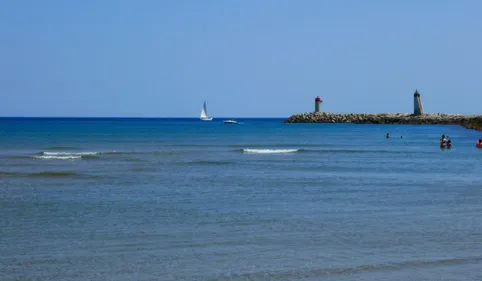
[0,0,481,117]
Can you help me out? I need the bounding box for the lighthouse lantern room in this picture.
[314,96,323,113]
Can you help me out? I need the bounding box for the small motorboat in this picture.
[223,120,238,124]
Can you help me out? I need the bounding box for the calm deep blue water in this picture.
[1,118,482,281]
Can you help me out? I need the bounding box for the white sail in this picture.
[200,101,208,118]
[200,101,212,121]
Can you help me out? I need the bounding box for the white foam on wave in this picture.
[242,148,300,154]
[33,151,104,160]
[41,151,99,156]
[34,155,82,160]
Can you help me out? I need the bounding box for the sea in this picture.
[1,117,481,281]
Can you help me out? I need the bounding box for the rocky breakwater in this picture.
[284,112,482,128]
[461,116,482,131]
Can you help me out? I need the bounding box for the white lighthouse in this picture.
[314,96,323,113]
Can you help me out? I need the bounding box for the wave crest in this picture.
[39,151,99,156]
[34,151,108,160]
[34,155,83,160]
[242,148,300,154]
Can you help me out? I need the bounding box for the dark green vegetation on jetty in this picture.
[284,112,482,130]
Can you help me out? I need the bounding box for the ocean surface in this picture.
[1,117,482,281]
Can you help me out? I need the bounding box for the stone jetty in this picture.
[462,116,482,131]
[284,112,482,130]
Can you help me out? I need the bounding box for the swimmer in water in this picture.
[440,134,448,148]
[386,133,390,139]
[440,138,447,148]
[447,140,452,149]
[476,139,482,148]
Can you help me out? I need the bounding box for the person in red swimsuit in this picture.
[476,139,482,149]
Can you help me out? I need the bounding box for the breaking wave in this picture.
[1,150,182,161]
[33,151,119,160]
[242,148,301,154]
[34,151,99,160]
[34,155,84,160]
[239,148,427,155]
[39,152,99,156]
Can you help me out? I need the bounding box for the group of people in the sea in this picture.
[440,134,452,149]
[440,135,482,149]
[385,133,482,149]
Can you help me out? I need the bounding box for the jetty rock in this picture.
[461,116,482,131]
[284,112,482,129]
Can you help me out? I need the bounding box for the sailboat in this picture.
[200,101,213,121]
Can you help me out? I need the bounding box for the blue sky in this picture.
[0,0,481,117]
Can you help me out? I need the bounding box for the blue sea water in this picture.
[1,117,481,281]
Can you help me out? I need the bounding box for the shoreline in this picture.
[284,112,482,130]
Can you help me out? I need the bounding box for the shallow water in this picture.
[1,118,481,281]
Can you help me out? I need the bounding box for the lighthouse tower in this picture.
[413,90,424,115]
[314,96,323,113]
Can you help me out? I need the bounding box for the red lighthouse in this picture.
[315,96,323,112]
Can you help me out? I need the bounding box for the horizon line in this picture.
[0,116,289,119]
